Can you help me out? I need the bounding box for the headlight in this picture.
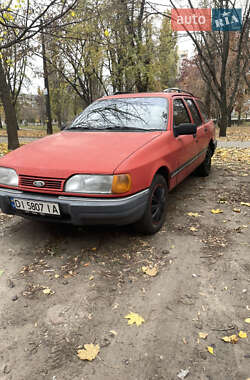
[64,174,131,194]
[0,167,18,186]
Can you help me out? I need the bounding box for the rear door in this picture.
[171,98,198,184]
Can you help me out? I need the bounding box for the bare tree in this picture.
[150,0,249,136]
[0,0,78,50]
[0,0,78,148]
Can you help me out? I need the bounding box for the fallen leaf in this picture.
[190,227,198,232]
[177,368,190,379]
[241,202,250,207]
[244,318,250,324]
[211,209,223,214]
[239,331,247,339]
[199,332,208,340]
[0,269,4,277]
[125,312,145,326]
[187,212,200,217]
[55,274,60,279]
[222,335,239,344]
[89,275,94,281]
[142,266,158,277]
[43,288,53,295]
[207,346,214,355]
[91,247,97,251]
[110,330,117,336]
[77,344,100,361]
[83,263,90,267]
[233,208,241,213]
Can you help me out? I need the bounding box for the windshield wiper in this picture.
[99,126,156,131]
[66,125,161,132]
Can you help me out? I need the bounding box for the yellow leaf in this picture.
[89,275,94,281]
[190,227,198,232]
[43,288,52,295]
[77,344,100,361]
[187,212,200,217]
[199,332,208,340]
[125,312,145,326]
[142,266,158,277]
[55,274,60,278]
[239,331,247,339]
[104,30,109,37]
[241,202,250,207]
[211,209,223,214]
[207,346,214,355]
[233,208,241,213]
[222,335,239,344]
[71,11,76,17]
[244,318,250,324]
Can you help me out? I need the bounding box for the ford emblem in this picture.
[33,180,45,187]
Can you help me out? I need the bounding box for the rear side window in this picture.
[185,98,202,126]
[195,100,209,122]
[173,99,190,126]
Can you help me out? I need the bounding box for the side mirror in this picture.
[174,123,197,137]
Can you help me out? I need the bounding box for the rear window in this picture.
[67,97,169,131]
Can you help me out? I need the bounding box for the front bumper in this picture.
[0,188,149,226]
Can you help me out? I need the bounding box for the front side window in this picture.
[185,98,202,126]
[173,99,191,127]
[66,97,169,132]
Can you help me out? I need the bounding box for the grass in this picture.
[0,124,60,138]
[216,123,250,141]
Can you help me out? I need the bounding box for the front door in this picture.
[171,98,198,185]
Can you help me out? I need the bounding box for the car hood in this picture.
[1,131,161,178]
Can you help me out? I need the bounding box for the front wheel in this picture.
[133,174,168,235]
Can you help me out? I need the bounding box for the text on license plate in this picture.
[11,198,60,215]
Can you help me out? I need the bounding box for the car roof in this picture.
[100,90,199,101]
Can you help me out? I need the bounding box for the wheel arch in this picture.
[154,166,170,188]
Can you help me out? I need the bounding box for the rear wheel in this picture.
[195,146,212,177]
[133,174,168,235]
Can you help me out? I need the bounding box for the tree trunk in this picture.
[204,86,211,118]
[0,114,3,128]
[219,105,228,137]
[237,108,241,126]
[57,111,62,130]
[227,112,232,128]
[0,60,19,149]
[41,29,53,135]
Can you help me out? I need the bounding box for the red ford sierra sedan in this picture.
[0,88,217,234]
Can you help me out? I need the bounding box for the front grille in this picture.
[19,176,64,191]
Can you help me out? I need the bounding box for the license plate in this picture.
[10,198,60,216]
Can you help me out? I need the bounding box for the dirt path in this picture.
[0,160,249,380]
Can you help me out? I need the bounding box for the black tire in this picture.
[133,174,168,235]
[195,147,212,177]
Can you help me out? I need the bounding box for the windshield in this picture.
[66,97,168,131]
